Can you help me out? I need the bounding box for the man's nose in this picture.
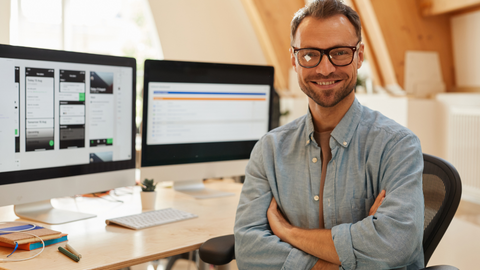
[315,54,336,76]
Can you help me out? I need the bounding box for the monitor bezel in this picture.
[0,44,137,186]
[141,59,274,168]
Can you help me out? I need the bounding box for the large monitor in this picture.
[0,44,136,224]
[141,60,273,198]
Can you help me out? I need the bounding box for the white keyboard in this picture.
[106,208,198,230]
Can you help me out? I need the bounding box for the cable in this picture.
[0,222,45,262]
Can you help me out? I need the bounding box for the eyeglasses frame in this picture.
[292,42,361,68]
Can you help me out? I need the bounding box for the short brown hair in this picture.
[291,0,362,45]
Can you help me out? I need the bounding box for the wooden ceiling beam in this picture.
[345,0,383,88]
[353,0,399,89]
[419,0,480,16]
[240,0,305,95]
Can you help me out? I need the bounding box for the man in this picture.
[234,0,424,269]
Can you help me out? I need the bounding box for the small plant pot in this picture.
[140,191,157,210]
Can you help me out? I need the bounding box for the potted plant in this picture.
[140,178,157,210]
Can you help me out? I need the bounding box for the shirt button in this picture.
[343,141,347,146]
[314,195,319,201]
[306,140,310,144]
[312,157,318,163]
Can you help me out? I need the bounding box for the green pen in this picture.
[58,246,80,262]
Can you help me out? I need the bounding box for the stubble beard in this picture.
[299,73,356,108]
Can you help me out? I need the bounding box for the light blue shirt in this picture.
[234,98,424,270]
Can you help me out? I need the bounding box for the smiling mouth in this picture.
[314,80,340,86]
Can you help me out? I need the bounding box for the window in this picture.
[10,0,163,129]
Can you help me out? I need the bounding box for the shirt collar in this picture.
[305,109,315,146]
[331,97,363,148]
[304,97,363,148]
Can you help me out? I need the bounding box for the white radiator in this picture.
[447,107,480,201]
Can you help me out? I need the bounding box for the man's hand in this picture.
[369,190,386,216]
[311,259,339,270]
[267,196,293,242]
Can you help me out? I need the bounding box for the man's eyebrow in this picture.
[298,43,358,50]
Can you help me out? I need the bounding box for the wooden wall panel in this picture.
[369,0,455,91]
[420,0,480,16]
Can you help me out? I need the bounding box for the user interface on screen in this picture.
[0,57,133,174]
[146,82,270,145]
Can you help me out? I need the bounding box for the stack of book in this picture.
[0,223,68,251]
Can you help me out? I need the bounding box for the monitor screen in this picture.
[141,60,273,198]
[0,44,136,223]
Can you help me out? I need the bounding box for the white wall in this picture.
[452,11,480,88]
[0,0,10,44]
[147,0,266,65]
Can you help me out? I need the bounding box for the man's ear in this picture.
[289,47,297,72]
[357,43,365,69]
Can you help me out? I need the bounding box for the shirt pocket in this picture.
[350,197,374,222]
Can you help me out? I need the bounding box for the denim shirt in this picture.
[234,98,424,270]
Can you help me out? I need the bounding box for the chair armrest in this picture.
[199,234,235,265]
[420,265,459,270]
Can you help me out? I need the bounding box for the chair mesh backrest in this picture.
[423,169,448,241]
[422,154,462,265]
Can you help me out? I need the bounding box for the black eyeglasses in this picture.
[292,42,360,68]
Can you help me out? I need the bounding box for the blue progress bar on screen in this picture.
[153,91,266,95]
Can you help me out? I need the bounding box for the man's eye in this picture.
[332,50,349,56]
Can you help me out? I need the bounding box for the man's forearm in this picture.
[286,226,341,265]
[268,198,341,265]
[311,258,340,270]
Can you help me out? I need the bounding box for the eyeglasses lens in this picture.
[297,48,354,67]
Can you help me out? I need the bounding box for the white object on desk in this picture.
[140,191,157,210]
[106,208,198,230]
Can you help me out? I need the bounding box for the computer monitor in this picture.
[0,44,136,224]
[141,60,273,199]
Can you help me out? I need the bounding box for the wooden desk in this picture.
[0,181,242,270]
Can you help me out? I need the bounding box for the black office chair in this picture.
[199,154,462,270]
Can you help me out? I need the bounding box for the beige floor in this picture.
[427,199,480,269]
[129,199,480,270]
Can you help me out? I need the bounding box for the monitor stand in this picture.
[173,180,234,199]
[14,200,96,225]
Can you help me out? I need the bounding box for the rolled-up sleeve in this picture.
[234,139,318,270]
[332,133,424,270]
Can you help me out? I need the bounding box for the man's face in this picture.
[290,15,364,108]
